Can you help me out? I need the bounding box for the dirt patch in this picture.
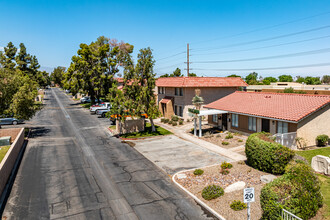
[175,162,271,220]
[257,133,274,143]
[121,140,136,147]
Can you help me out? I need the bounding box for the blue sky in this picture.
[1,0,330,78]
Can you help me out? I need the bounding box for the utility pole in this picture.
[187,43,189,76]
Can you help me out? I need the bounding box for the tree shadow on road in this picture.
[28,127,51,138]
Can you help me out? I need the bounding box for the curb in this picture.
[172,167,226,220]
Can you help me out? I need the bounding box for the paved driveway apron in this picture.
[131,135,232,175]
[2,88,212,220]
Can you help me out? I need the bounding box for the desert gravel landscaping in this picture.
[175,162,270,220]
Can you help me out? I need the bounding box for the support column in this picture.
[194,118,197,136]
[199,116,202,137]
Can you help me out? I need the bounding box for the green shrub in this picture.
[260,160,323,220]
[168,120,173,125]
[245,132,295,174]
[201,185,224,200]
[238,139,243,142]
[230,200,247,211]
[171,115,179,121]
[164,118,169,123]
[225,132,233,139]
[316,134,329,146]
[222,141,229,145]
[220,168,230,175]
[187,119,190,122]
[172,121,178,126]
[221,161,233,169]
[179,120,183,125]
[160,118,165,123]
[193,169,204,176]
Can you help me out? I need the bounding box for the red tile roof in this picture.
[156,77,247,88]
[160,96,173,104]
[205,91,330,122]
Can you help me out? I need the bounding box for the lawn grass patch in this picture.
[120,123,172,139]
[109,125,116,130]
[296,147,330,219]
[296,147,330,164]
[0,146,11,163]
[318,174,330,219]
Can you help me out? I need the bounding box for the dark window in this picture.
[180,88,183,96]
[179,106,183,117]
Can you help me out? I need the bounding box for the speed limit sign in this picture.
[243,187,255,203]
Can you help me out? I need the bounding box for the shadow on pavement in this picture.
[29,127,51,138]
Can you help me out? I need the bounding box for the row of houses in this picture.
[154,77,330,147]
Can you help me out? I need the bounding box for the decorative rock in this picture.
[177,173,187,179]
[260,174,277,183]
[312,155,330,175]
[224,181,245,193]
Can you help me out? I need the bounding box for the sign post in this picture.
[243,187,255,220]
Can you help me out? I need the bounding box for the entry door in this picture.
[222,114,228,130]
[262,119,270,132]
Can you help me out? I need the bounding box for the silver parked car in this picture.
[0,116,24,125]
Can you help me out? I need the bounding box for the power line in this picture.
[193,62,330,71]
[191,11,330,45]
[193,34,330,56]
[154,62,184,70]
[155,51,186,61]
[193,48,330,63]
[192,24,330,52]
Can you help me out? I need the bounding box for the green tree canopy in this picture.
[227,74,241,78]
[296,76,305,83]
[304,76,321,85]
[245,72,259,85]
[278,75,293,82]
[51,66,66,87]
[322,75,330,84]
[0,42,17,69]
[188,72,197,77]
[0,68,38,119]
[263,77,277,83]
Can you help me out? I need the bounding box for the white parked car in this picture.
[90,103,111,114]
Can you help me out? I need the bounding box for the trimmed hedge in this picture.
[260,160,323,219]
[245,132,295,174]
[316,134,329,146]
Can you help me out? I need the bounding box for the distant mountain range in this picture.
[40,66,55,74]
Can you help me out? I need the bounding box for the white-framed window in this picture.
[277,121,288,133]
[248,117,256,131]
[231,114,238,127]
[212,114,218,123]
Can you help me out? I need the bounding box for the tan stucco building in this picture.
[205,91,330,146]
[156,77,247,120]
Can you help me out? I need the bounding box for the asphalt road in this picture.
[2,88,212,220]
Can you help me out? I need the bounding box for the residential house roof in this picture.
[205,91,330,122]
[156,77,247,88]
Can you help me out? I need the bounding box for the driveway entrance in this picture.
[130,135,232,175]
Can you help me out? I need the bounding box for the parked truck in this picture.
[90,102,111,114]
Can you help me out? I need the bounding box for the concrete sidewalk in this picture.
[154,119,246,162]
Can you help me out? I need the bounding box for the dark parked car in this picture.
[0,116,24,125]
